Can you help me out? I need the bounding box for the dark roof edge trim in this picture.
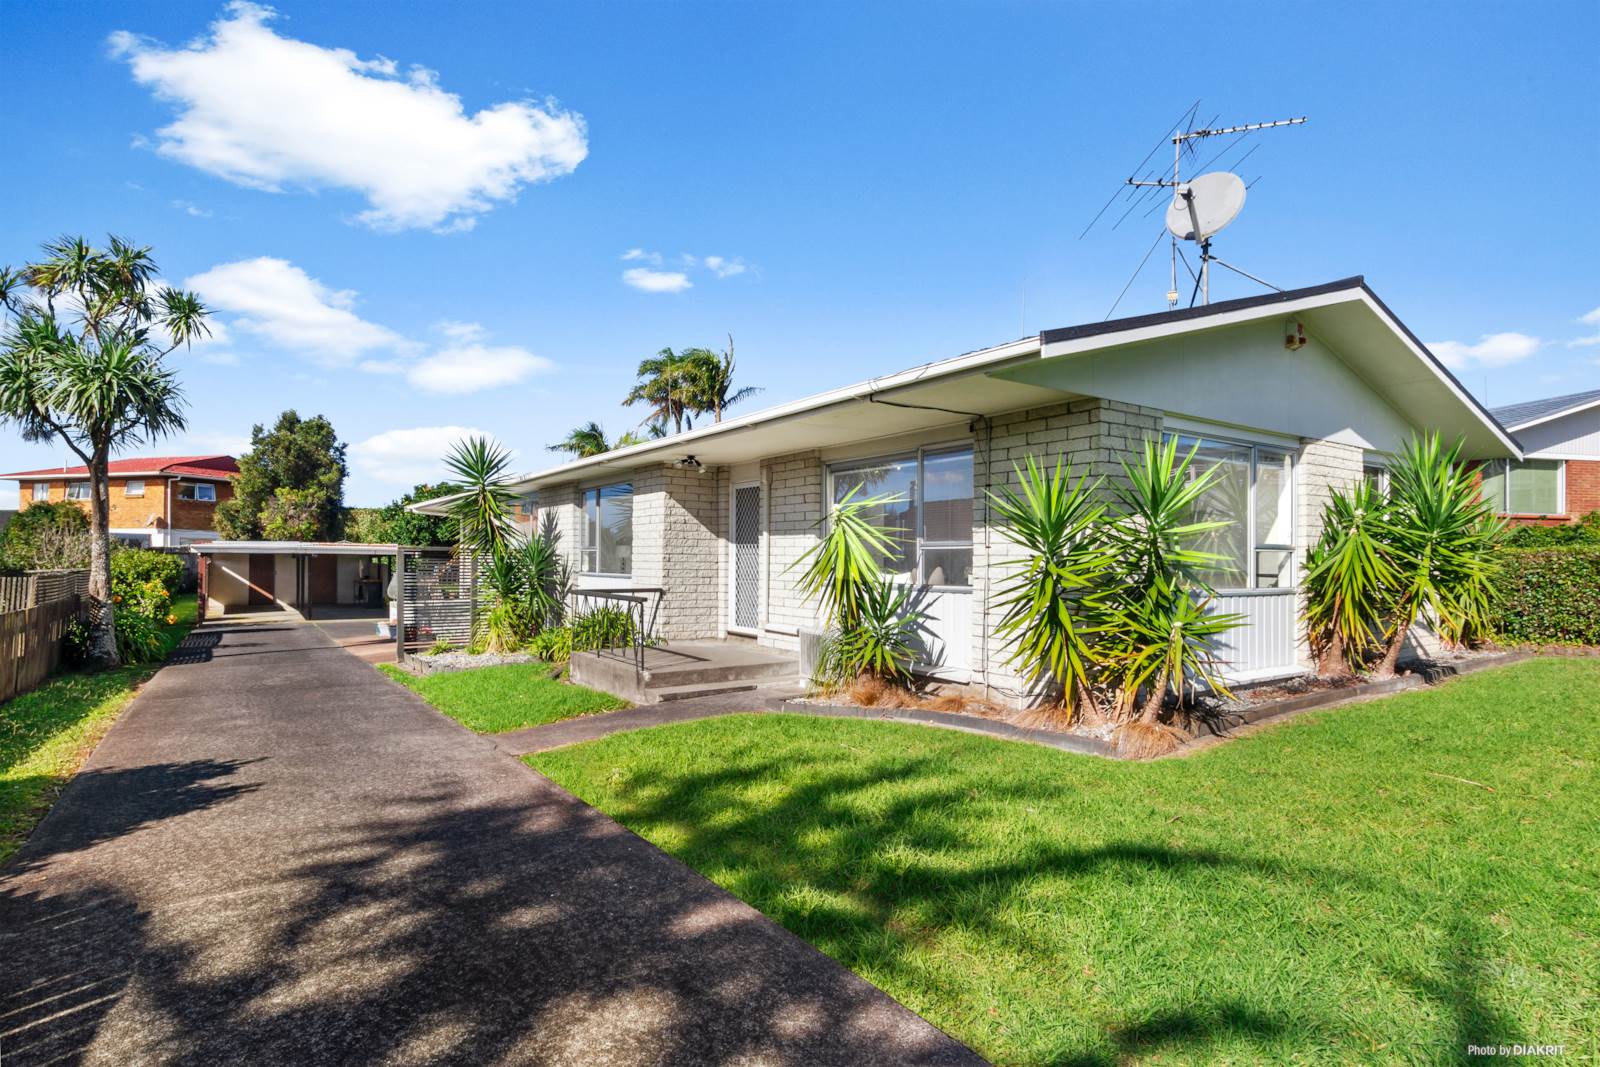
[1039,277,1366,345]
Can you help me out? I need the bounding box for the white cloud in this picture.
[405,344,552,394]
[110,2,587,232]
[185,257,410,363]
[434,319,486,344]
[622,267,692,294]
[1428,332,1541,369]
[1570,305,1600,348]
[703,255,746,278]
[172,199,213,217]
[349,425,498,484]
[620,248,661,265]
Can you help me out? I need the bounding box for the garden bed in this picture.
[396,649,546,676]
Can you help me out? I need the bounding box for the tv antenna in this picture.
[1085,108,1307,317]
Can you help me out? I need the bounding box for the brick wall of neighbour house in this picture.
[757,451,825,652]
[972,398,1163,703]
[21,476,231,537]
[1568,460,1600,520]
[169,480,232,532]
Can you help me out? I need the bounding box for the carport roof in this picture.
[188,540,397,555]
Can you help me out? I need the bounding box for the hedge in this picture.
[1492,546,1600,645]
[110,548,186,600]
[1502,510,1600,549]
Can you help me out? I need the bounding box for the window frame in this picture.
[124,479,145,498]
[31,482,48,502]
[66,481,90,500]
[578,481,634,577]
[825,442,975,591]
[178,482,217,503]
[1162,430,1297,593]
[1479,459,1565,516]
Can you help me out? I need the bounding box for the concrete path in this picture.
[0,621,983,1066]
[497,696,1114,757]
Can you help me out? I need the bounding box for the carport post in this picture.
[197,553,209,621]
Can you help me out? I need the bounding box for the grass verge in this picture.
[532,657,1599,1065]
[1,594,197,866]
[377,661,627,733]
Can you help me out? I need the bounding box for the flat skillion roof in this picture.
[188,541,398,556]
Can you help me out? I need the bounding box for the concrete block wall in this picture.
[656,466,726,639]
[972,398,1162,703]
[758,451,825,651]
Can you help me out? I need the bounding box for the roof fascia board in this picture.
[1039,287,1366,358]
[1502,396,1600,432]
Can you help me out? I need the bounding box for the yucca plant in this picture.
[813,576,922,685]
[474,552,531,653]
[1371,434,1504,676]
[1103,438,1243,743]
[520,510,571,633]
[793,487,907,630]
[443,435,521,562]
[1302,480,1396,676]
[987,455,1113,717]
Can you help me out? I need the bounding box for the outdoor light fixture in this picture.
[673,455,705,473]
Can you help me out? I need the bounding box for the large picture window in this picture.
[580,482,633,574]
[1165,432,1295,591]
[1478,459,1563,515]
[828,446,973,587]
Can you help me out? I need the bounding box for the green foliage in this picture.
[111,604,166,663]
[0,500,90,570]
[1492,546,1600,645]
[571,606,636,651]
[378,661,626,733]
[1102,438,1242,718]
[527,626,573,663]
[1302,480,1396,671]
[520,511,571,631]
[346,482,456,547]
[986,456,1112,705]
[793,487,908,632]
[215,410,347,540]
[1502,510,1600,548]
[425,638,454,657]
[442,435,519,560]
[814,577,922,685]
[622,340,759,434]
[547,421,615,458]
[109,547,183,598]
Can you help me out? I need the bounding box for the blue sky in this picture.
[2,0,1596,506]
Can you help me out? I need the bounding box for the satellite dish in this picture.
[1165,171,1247,242]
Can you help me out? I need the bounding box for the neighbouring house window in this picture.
[31,482,47,502]
[580,483,633,574]
[1362,462,1388,494]
[124,479,145,497]
[1479,459,1563,515]
[179,483,217,502]
[67,482,90,500]
[828,446,974,588]
[1165,432,1295,591]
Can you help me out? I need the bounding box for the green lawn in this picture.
[377,661,627,733]
[532,658,1600,1065]
[1,594,197,866]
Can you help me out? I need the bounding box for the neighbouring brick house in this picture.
[5,455,239,547]
[416,278,1520,705]
[1486,389,1600,526]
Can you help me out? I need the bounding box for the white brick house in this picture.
[419,278,1520,704]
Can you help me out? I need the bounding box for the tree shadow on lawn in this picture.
[586,750,1526,1064]
[2,763,983,1065]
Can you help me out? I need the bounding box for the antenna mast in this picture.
[1125,115,1307,307]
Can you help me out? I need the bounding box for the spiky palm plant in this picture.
[793,486,908,631]
[547,422,613,458]
[1302,480,1397,675]
[986,455,1114,716]
[815,576,922,684]
[442,436,520,562]
[1104,438,1242,730]
[1372,434,1504,676]
[520,511,571,632]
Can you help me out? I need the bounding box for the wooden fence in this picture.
[0,569,89,612]
[0,593,86,704]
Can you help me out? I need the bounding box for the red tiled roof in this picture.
[3,455,239,480]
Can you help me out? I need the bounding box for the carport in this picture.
[190,541,397,622]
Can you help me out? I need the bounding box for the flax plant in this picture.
[1302,480,1396,676]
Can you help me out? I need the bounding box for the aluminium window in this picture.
[1164,432,1295,591]
[1478,459,1563,515]
[66,482,90,500]
[31,482,48,502]
[178,483,216,502]
[1362,462,1388,494]
[827,446,974,588]
[580,483,633,574]
[124,479,145,498]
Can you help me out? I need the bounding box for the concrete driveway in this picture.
[0,621,982,1066]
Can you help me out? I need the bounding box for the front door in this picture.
[248,554,275,606]
[729,484,761,633]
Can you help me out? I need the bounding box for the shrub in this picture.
[1503,510,1600,549]
[571,606,636,651]
[0,501,90,571]
[812,577,922,687]
[113,605,166,664]
[528,626,573,663]
[110,548,185,599]
[1492,547,1600,645]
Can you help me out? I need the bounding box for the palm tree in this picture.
[441,436,520,561]
[547,422,613,458]
[691,336,761,423]
[624,348,696,434]
[0,236,209,668]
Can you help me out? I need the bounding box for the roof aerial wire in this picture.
[1104,227,1167,321]
[1077,100,1200,239]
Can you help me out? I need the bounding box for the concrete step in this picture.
[650,680,762,703]
[643,656,796,689]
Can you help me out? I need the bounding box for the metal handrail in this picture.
[569,586,665,675]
